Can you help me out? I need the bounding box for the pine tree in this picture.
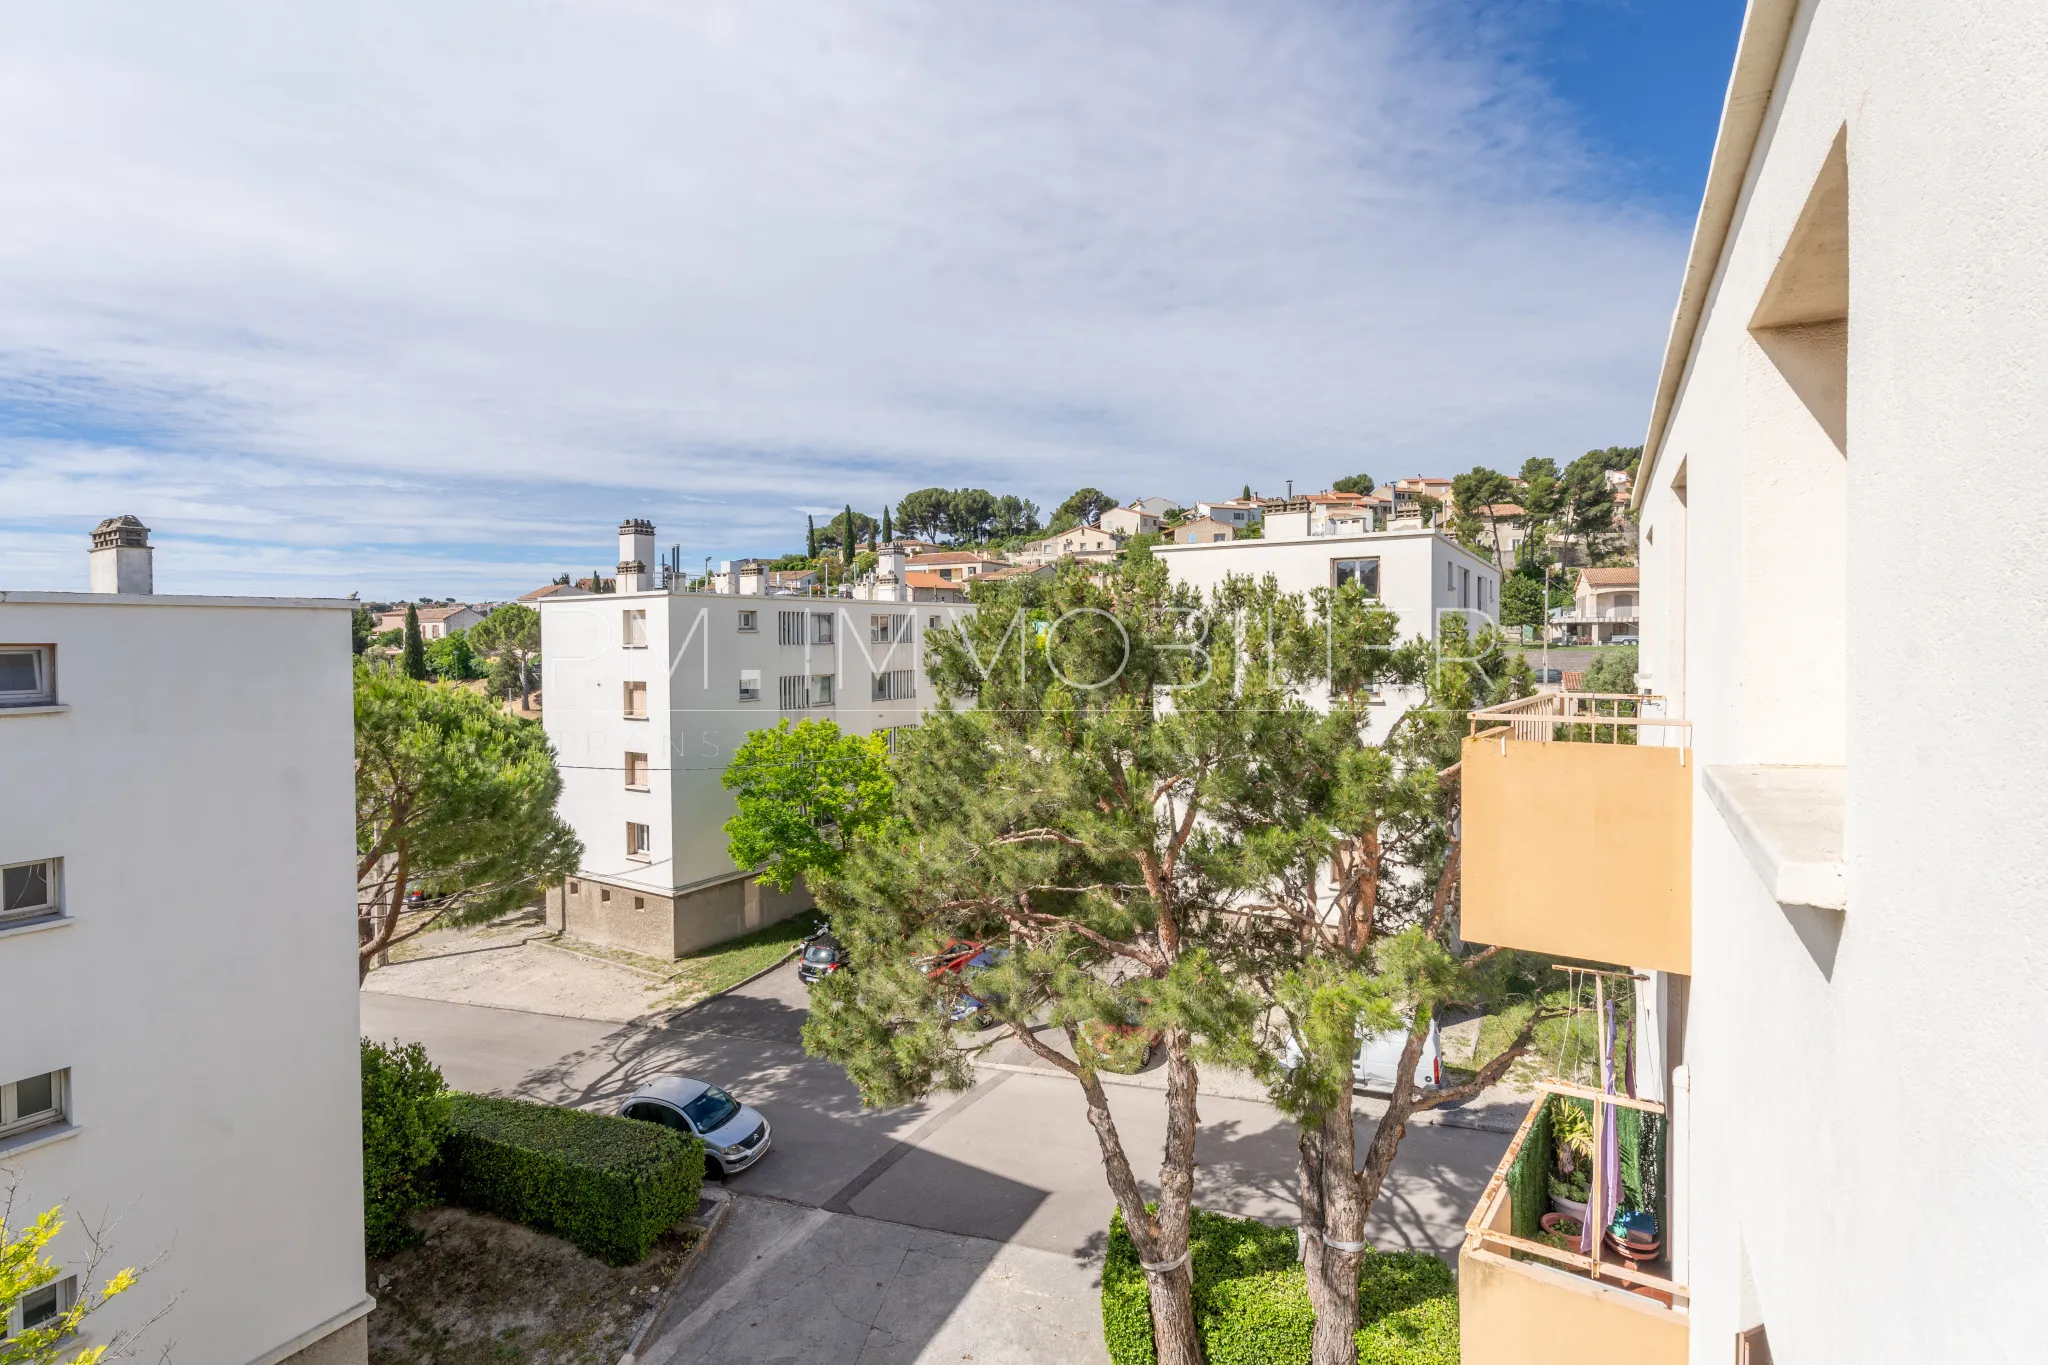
[842,503,855,567]
[401,603,428,680]
[1242,482,1252,499]
[881,505,893,544]
[807,515,818,559]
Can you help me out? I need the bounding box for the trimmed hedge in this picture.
[1103,1208,1458,1365]
[438,1094,704,1265]
[361,1038,451,1257]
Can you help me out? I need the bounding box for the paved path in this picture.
[362,963,1516,1363]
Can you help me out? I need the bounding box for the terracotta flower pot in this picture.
[1539,1212,1583,1240]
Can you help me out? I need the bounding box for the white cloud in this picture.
[0,0,1683,597]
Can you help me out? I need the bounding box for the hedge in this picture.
[361,1039,451,1257]
[1102,1208,1458,1365]
[437,1094,704,1265]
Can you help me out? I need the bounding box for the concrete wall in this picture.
[1633,2,2048,1359]
[0,592,367,1364]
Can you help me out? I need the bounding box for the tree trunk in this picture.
[1304,1105,1365,1365]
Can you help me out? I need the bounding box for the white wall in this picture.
[1635,2,2048,1359]
[0,593,366,1363]
[543,592,970,896]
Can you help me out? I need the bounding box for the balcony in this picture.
[1461,1089,1688,1364]
[1458,693,1691,974]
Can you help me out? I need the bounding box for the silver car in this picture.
[620,1076,772,1179]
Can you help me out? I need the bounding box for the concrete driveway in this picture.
[361,962,1513,1364]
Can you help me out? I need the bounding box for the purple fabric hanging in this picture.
[1593,999,1621,1255]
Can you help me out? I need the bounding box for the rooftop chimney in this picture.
[89,516,153,594]
[617,518,655,594]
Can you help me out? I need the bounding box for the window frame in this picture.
[811,612,835,646]
[736,610,758,633]
[738,669,762,702]
[622,609,649,649]
[625,823,652,861]
[0,644,56,709]
[624,752,650,791]
[622,681,649,719]
[811,673,836,707]
[12,1273,77,1335]
[1331,557,1381,598]
[0,858,60,927]
[0,1069,67,1141]
[871,669,916,702]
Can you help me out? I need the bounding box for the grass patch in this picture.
[368,1206,696,1365]
[655,911,823,1007]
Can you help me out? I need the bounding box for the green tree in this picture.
[1048,487,1115,532]
[1557,452,1621,562]
[424,628,477,681]
[807,515,818,559]
[842,504,856,567]
[880,505,893,543]
[1500,571,1548,630]
[351,605,377,656]
[1331,473,1375,496]
[400,604,428,680]
[721,719,894,892]
[804,561,1328,1365]
[1,1200,149,1364]
[354,666,583,978]
[470,603,541,708]
[895,487,951,541]
[1582,644,1639,694]
[990,493,1041,540]
[1241,483,1252,499]
[1450,466,1519,564]
[361,1038,450,1255]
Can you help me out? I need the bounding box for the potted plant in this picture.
[1547,1099,1594,1222]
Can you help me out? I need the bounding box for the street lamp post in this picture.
[1542,563,1556,687]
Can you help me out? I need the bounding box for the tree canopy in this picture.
[893,488,1042,544]
[1048,486,1116,532]
[1331,473,1375,496]
[722,719,894,892]
[354,667,582,978]
[470,603,541,707]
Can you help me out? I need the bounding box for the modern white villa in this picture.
[0,519,369,1363]
[538,521,972,958]
[1454,1,2048,1361]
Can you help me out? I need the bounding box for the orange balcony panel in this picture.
[1459,1244,1689,1365]
[1460,736,1691,974]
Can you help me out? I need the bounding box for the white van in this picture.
[1282,1015,1443,1094]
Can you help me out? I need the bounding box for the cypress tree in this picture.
[881,505,893,544]
[868,518,877,553]
[401,603,428,680]
[842,503,855,567]
[807,515,818,559]
[1242,482,1252,500]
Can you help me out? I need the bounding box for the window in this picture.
[929,615,942,632]
[13,1275,75,1333]
[0,1070,65,1140]
[1332,558,1380,597]
[778,674,809,710]
[634,895,646,910]
[777,610,806,645]
[622,609,648,648]
[737,610,758,632]
[0,646,54,708]
[1461,566,1471,609]
[738,669,761,702]
[871,614,911,644]
[625,823,651,860]
[568,879,580,893]
[812,612,834,645]
[883,725,915,753]
[812,674,835,706]
[623,681,648,718]
[1,859,58,926]
[1446,562,1457,592]
[624,752,649,789]
[872,669,916,701]
[600,887,611,903]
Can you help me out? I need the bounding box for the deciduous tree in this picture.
[1,1174,168,1364]
[721,719,894,891]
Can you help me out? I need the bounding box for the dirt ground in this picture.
[366,1206,698,1365]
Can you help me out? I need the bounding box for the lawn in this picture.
[367,1206,697,1365]
[556,910,824,1010]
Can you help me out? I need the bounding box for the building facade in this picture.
[0,522,368,1362]
[1455,2,2048,1361]
[540,523,973,957]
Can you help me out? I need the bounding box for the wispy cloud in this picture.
[0,0,1683,598]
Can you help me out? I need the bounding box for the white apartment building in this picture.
[1193,498,1263,528]
[1012,525,1123,566]
[1155,509,1499,738]
[1456,3,2048,1362]
[540,523,972,958]
[0,519,368,1363]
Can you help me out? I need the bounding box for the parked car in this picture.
[1533,667,1564,684]
[924,940,1009,1029]
[1609,635,1640,647]
[798,929,847,984]
[619,1075,772,1179]
[1280,1015,1443,1094]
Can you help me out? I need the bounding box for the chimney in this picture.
[617,519,655,594]
[89,516,153,594]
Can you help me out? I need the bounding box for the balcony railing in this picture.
[1458,694,1691,974]
[1460,1089,1688,1364]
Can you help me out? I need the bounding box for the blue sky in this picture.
[0,0,1744,600]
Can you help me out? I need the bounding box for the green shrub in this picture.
[361,1038,450,1256]
[1077,1021,1157,1075]
[1102,1207,1458,1365]
[438,1094,704,1265]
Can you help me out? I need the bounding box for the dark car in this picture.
[798,930,848,985]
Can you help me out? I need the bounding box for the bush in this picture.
[361,1038,450,1256]
[437,1094,704,1265]
[1103,1208,1458,1365]
[1077,1021,1157,1075]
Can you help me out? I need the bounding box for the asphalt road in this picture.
[362,961,1508,1257]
